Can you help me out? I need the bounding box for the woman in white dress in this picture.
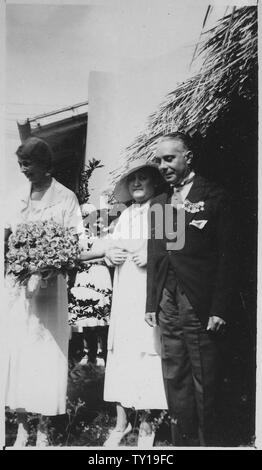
[102,160,168,447]
[4,137,101,447]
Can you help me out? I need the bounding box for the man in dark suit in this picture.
[145,132,234,446]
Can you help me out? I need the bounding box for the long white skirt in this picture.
[103,257,167,410]
[5,274,69,416]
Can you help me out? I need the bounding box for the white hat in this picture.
[113,158,165,203]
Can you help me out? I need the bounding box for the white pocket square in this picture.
[189,219,208,229]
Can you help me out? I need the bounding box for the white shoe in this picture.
[137,430,155,448]
[103,422,132,448]
[36,429,49,447]
[79,354,88,365]
[13,425,29,448]
[96,357,105,367]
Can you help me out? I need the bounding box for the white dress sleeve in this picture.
[63,192,84,236]
[4,197,17,232]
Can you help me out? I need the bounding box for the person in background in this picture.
[69,208,113,367]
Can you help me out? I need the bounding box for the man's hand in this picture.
[132,250,147,268]
[145,312,157,327]
[207,315,226,332]
[105,246,127,265]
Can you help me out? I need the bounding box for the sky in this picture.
[4,0,252,201]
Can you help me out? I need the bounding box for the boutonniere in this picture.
[182,199,205,213]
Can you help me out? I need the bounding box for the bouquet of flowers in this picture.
[68,263,112,326]
[6,220,81,296]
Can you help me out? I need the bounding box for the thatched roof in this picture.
[111,6,257,183]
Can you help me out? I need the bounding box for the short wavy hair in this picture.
[16,136,54,172]
[159,132,194,152]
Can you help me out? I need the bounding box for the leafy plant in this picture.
[77,159,104,204]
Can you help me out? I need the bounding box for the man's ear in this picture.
[186,151,193,166]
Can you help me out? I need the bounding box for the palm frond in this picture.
[111,6,257,184]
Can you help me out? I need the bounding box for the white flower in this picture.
[71,287,103,302]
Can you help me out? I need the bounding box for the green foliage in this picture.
[77,158,104,205]
[5,361,171,447]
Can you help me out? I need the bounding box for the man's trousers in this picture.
[158,280,220,446]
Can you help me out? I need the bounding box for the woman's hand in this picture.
[41,269,56,281]
[105,246,127,265]
[132,250,147,268]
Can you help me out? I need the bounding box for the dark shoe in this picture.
[171,422,200,447]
